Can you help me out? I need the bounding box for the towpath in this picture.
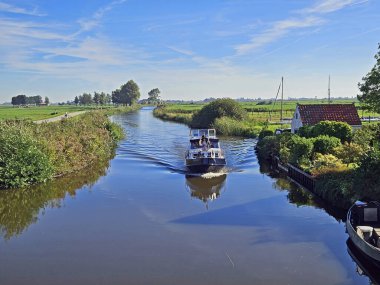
[34,111,87,124]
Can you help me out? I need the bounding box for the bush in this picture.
[256,135,279,159]
[334,142,365,166]
[355,150,380,200]
[288,135,313,166]
[259,129,274,140]
[311,153,349,176]
[311,121,352,142]
[191,98,247,128]
[0,122,53,188]
[352,123,380,150]
[312,135,341,154]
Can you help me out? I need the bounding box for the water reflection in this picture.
[0,160,110,240]
[185,174,227,207]
[347,239,380,285]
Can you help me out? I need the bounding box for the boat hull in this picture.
[346,203,380,264]
[186,158,226,173]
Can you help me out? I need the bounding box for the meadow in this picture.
[0,105,117,121]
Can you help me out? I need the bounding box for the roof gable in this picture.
[297,104,362,126]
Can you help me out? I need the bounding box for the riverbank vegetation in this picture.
[256,122,380,208]
[0,110,126,189]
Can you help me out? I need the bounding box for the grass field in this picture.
[0,105,115,121]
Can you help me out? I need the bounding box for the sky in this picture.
[0,0,379,103]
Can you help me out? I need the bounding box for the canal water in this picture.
[0,107,377,285]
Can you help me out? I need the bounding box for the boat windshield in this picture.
[190,129,216,138]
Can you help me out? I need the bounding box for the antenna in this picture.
[280,76,284,123]
[328,75,331,104]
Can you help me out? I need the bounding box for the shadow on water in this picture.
[185,174,227,207]
[258,157,347,222]
[0,160,110,240]
[346,239,380,285]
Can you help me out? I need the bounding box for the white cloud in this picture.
[235,17,324,55]
[0,2,45,16]
[300,0,369,14]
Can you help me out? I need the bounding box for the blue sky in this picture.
[0,0,379,102]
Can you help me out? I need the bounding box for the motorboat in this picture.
[346,201,380,266]
[185,129,226,173]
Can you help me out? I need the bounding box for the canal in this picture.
[0,107,376,285]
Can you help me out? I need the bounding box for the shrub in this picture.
[312,135,341,154]
[311,121,352,142]
[0,122,53,188]
[334,142,365,166]
[259,129,274,140]
[297,125,314,138]
[352,123,380,150]
[311,153,349,176]
[256,135,279,159]
[355,150,380,200]
[191,98,247,128]
[288,135,313,166]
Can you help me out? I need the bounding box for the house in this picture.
[291,103,362,133]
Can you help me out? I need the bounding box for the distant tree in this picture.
[74,96,79,105]
[44,96,50,105]
[148,88,161,104]
[358,43,380,113]
[99,92,106,105]
[112,89,121,105]
[79,93,93,105]
[11,95,27,105]
[93,92,100,105]
[106,93,112,104]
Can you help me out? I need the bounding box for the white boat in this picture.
[185,129,226,173]
[346,201,380,266]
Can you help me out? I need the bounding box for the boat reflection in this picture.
[185,174,227,207]
[347,239,380,285]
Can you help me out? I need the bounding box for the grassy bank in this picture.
[0,107,137,189]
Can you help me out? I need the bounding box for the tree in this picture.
[93,92,100,105]
[99,92,106,105]
[44,96,50,105]
[79,93,93,105]
[11,95,27,105]
[148,88,161,103]
[119,80,140,105]
[358,43,380,113]
[74,96,79,105]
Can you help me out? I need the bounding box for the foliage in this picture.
[355,150,380,200]
[256,135,279,159]
[314,170,355,209]
[191,98,247,128]
[148,88,161,103]
[334,142,365,165]
[312,135,341,154]
[112,80,141,106]
[352,122,380,150]
[358,43,380,113]
[288,135,313,166]
[310,153,349,176]
[0,122,53,188]
[258,129,274,140]
[11,95,43,106]
[298,120,352,142]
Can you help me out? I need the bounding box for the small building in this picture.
[291,103,362,133]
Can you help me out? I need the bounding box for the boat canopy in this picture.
[190,129,216,139]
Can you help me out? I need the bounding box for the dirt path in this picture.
[34,111,87,124]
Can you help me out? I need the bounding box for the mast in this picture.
[280,76,284,123]
[328,75,331,104]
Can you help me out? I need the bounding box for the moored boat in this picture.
[346,201,380,266]
[185,129,226,173]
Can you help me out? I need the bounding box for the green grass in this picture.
[0,105,117,121]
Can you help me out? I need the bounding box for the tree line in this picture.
[11,95,50,106]
[74,80,161,106]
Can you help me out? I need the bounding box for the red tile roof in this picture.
[298,104,362,126]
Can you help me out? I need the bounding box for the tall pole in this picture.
[328,75,331,104]
[280,76,284,123]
